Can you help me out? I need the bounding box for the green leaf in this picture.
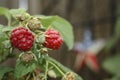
[111,75,120,80]
[0,66,13,80]
[0,26,11,42]
[36,15,54,28]
[102,54,120,74]
[105,18,120,50]
[45,56,83,80]
[52,16,74,50]
[0,25,12,30]
[0,7,11,25]
[2,40,11,49]
[1,27,14,32]
[105,17,120,50]
[0,25,12,60]
[14,60,37,78]
[0,31,10,62]
[9,8,26,19]
[0,27,7,50]
[114,18,120,38]
[39,15,74,50]
[105,36,118,50]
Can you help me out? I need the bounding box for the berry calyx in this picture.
[16,13,30,22]
[27,17,42,32]
[21,53,34,63]
[43,29,63,50]
[62,72,75,80]
[10,27,34,51]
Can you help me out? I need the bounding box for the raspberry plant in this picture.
[0,7,83,80]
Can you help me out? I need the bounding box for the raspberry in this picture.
[10,27,34,51]
[43,29,63,50]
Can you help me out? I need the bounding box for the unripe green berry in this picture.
[21,53,34,63]
[62,72,75,80]
[27,17,42,32]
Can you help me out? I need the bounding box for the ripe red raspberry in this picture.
[43,29,63,50]
[10,27,34,51]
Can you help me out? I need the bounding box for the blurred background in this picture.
[0,0,120,80]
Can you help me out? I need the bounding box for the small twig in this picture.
[8,19,11,26]
[44,60,49,80]
[32,72,36,80]
[26,73,31,80]
[48,60,65,76]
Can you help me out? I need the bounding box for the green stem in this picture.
[32,72,36,80]
[44,60,48,80]
[26,73,31,80]
[32,53,38,62]
[18,52,24,58]
[8,19,11,26]
[47,25,52,30]
[48,61,65,76]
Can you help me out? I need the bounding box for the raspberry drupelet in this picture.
[43,29,63,50]
[10,27,34,51]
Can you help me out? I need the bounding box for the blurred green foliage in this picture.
[102,6,120,80]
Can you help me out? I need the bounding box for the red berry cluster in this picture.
[10,27,34,51]
[43,29,63,50]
